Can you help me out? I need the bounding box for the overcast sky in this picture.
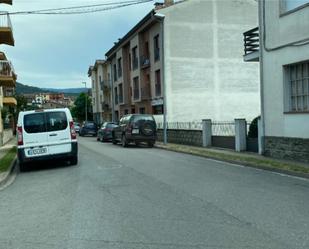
[1,0,156,88]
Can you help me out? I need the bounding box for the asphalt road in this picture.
[0,136,309,249]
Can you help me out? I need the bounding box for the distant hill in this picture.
[16,82,89,96]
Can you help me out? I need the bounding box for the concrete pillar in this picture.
[202,119,212,147]
[258,117,264,155]
[235,119,247,152]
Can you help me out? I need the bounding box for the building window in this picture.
[155,69,161,96]
[124,109,129,115]
[154,34,160,61]
[132,46,138,70]
[131,108,135,114]
[114,87,118,105]
[117,58,122,78]
[133,77,140,100]
[282,0,309,12]
[139,107,145,114]
[113,64,117,81]
[118,83,123,103]
[153,105,164,115]
[285,61,309,112]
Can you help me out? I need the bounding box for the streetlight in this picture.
[82,82,87,122]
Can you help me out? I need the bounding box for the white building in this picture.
[157,0,260,122]
[254,0,309,163]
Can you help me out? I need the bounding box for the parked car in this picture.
[74,122,80,133]
[79,121,98,137]
[97,122,118,142]
[16,108,78,171]
[112,114,157,147]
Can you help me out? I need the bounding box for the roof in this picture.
[105,9,155,58]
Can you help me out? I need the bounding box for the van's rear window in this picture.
[24,112,68,133]
[47,112,68,131]
[24,113,46,133]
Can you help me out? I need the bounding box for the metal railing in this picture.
[3,87,14,97]
[0,60,15,77]
[133,88,139,100]
[0,12,12,30]
[155,83,161,96]
[243,27,259,55]
[140,55,150,68]
[212,121,235,136]
[157,122,203,130]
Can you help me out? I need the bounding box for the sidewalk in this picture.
[156,142,309,179]
[0,138,17,187]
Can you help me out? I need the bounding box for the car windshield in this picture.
[132,115,154,122]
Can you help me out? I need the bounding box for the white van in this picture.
[17,108,78,170]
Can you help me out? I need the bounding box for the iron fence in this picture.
[212,121,235,136]
[157,121,203,130]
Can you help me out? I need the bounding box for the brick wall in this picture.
[157,129,202,147]
[265,136,309,164]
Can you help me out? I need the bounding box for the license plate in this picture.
[27,148,47,156]
[132,129,139,134]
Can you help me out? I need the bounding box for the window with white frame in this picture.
[285,61,309,112]
[282,0,309,12]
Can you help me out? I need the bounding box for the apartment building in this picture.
[244,0,309,163]
[0,0,16,145]
[88,60,112,124]
[104,0,260,122]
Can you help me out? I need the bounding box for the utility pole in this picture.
[82,82,87,122]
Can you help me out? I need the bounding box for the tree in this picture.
[70,92,93,122]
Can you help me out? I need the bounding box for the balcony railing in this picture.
[133,88,139,100]
[0,12,12,30]
[0,60,15,77]
[243,27,259,56]
[155,83,161,96]
[3,87,14,97]
[132,58,139,70]
[140,55,150,69]
[141,85,150,100]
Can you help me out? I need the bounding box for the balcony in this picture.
[0,60,16,87]
[114,94,118,105]
[0,0,12,5]
[141,85,150,100]
[140,55,150,69]
[118,94,124,104]
[0,12,14,46]
[243,27,259,62]
[3,87,16,106]
[102,102,110,112]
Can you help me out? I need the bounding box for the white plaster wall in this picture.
[158,0,260,122]
[130,35,140,102]
[262,1,309,138]
[97,64,104,113]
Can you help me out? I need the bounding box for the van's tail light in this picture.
[17,126,23,146]
[69,121,77,139]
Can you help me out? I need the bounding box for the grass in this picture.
[157,143,309,175]
[0,147,17,173]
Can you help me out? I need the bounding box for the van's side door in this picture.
[46,111,71,155]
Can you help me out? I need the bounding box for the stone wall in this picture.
[157,129,202,147]
[265,136,309,164]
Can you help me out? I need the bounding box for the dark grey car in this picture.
[112,114,157,147]
[97,122,117,142]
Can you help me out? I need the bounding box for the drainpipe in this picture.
[258,0,265,154]
[154,12,167,144]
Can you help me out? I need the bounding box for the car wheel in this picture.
[122,135,128,147]
[70,156,78,165]
[135,141,140,147]
[148,141,154,148]
[96,137,100,141]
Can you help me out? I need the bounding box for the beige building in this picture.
[0,0,16,145]
[88,60,112,124]
[102,0,260,123]
[244,0,309,163]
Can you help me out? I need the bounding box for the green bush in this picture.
[248,116,260,138]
